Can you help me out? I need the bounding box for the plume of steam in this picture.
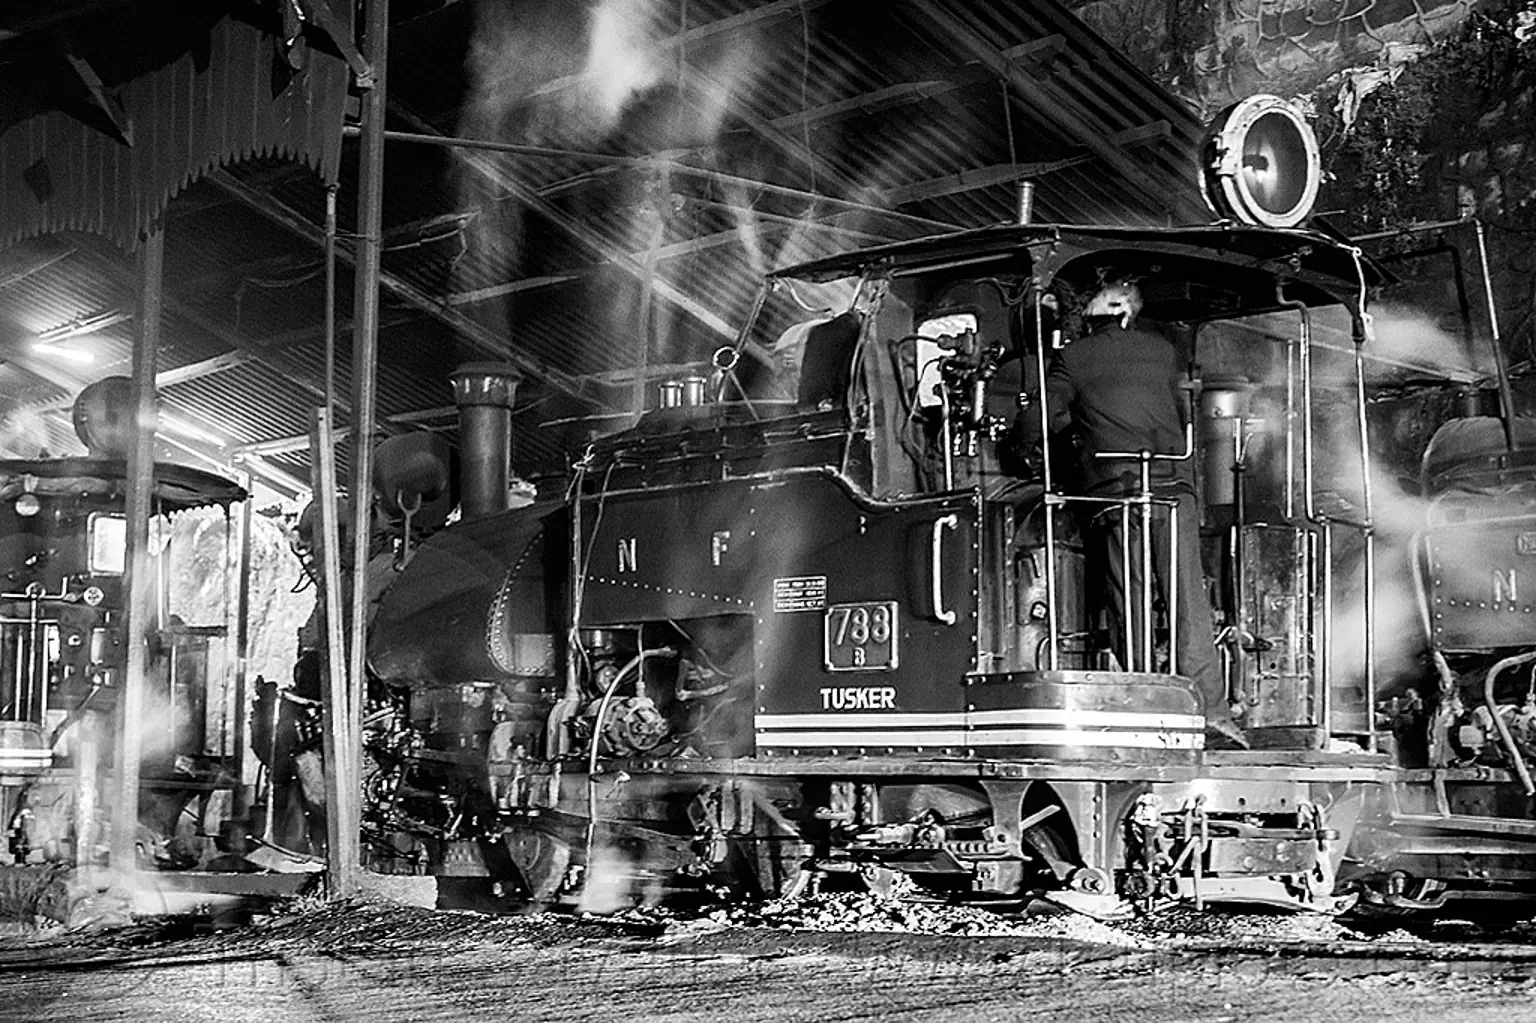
[725,181,850,280]
[584,0,667,128]
[577,840,661,914]
[459,0,771,371]
[1365,301,1484,376]
[464,0,765,149]
[0,407,51,458]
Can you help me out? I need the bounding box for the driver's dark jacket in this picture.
[1044,320,1194,495]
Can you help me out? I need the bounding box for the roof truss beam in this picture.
[389,104,737,342]
[0,243,75,290]
[907,2,1205,224]
[209,164,611,407]
[883,121,1170,205]
[765,75,979,132]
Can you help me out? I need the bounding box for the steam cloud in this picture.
[459,1,870,376]
[1208,296,1503,719]
[0,407,52,459]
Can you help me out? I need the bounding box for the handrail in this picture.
[931,514,959,626]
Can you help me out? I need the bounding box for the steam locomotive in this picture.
[348,99,1536,919]
[0,378,247,870]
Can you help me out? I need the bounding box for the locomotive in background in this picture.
[0,377,247,871]
[357,97,1536,918]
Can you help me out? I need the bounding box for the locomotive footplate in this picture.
[545,752,1400,785]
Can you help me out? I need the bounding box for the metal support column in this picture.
[231,479,255,815]
[340,0,390,894]
[313,410,356,895]
[110,224,164,875]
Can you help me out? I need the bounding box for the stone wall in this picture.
[1067,0,1478,118]
[1070,1,1536,385]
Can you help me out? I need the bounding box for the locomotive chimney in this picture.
[450,363,521,519]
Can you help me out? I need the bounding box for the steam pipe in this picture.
[1284,332,1297,521]
[1352,314,1379,752]
[1275,287,1317,522]
[1033,289,1060,670]
[1484,650,1536,796]
[939,375,954,490]
[1229,408,1247,703]
[1320,524,1333,733]
[583,648,668,882]
[1167,497,1180,676]
[1473,220,1520,452]
[1371,240,1473,334]
[1278,285,1333,722]
[1350,217,1476,241]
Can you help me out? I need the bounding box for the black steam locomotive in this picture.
[357,102,1536,919]
[0,379,247,870]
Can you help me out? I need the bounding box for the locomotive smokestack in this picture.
[450,363,521,519]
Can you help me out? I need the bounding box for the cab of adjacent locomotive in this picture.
[0,471,128,781]
[1,380,247,866]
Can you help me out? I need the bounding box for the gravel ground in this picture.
[3,894,1536,1023]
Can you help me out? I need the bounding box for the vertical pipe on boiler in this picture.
[1033,290,1060,670]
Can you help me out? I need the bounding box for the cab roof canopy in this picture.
[773,224,1392,324]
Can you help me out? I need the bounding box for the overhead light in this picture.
[30,343,95,363]
[36,310,132,344]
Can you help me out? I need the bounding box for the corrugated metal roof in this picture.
[0,0,1218,499]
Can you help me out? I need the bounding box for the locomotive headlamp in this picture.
[14,492,40,517]
[1200,94,1321,228]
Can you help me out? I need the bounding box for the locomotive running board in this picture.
[585,753,1400,785]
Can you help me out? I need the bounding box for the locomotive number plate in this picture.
[823,602,899,672]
